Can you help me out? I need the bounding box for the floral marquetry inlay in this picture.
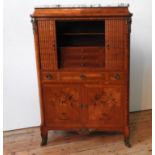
[48,88,80,121]
[88,88,121,121]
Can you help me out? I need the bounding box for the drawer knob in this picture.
[46,73,53,80]
[80,73,86,80]
[80,63,85,67]
[115,73,120,80]
[80,104,87,109]
[106,44,110,48]
[81,55,84,59]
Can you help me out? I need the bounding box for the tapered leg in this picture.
[41,132,48,146]
[124,126,131,147]
[124,136,131,147]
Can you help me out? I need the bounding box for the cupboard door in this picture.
[105,19,127,70]
[38,20,57,71]
[85,85,124,129]
[42,85,82,128]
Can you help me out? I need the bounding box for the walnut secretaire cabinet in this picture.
[31,6,132,147]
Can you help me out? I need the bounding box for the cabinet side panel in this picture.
[124,19,130,133]
[38,20,57,70]
[31,19,46,131]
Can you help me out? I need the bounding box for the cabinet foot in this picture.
[124,137,131,148]
[41,134,48,146]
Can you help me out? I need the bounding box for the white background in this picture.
[3,0,152,131]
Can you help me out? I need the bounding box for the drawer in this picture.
[61,60,104,68]
[61,47,104,55]
[41,71,126,84]
[59,72,105,81]
[41,72,58,81]
[60,47,105,68]
[106,72,126,84]
[62,54,103,61]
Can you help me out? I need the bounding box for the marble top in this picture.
[35,3,129,9]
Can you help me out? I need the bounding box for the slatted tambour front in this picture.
[38,20,57,70]
[124,19,129,71]
[105,20,126,70]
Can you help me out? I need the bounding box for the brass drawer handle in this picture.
[115,73,120,80]
[80,73,86,80]
[46,73,53,80]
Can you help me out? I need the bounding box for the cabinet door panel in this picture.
[42,85,82,128]
[85,85,124,128]
[38,20,57,70]
[105,19,127,70]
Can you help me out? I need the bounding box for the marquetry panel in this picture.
[38,20,57,70]
[105,19,127,70]
[42,85,82,127]
[85,85,123,127]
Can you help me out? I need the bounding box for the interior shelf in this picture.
[56,20,105,33]
[56,20,105,69]
[59,32,105,36]
[57,35,105,47]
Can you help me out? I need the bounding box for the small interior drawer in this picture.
[61,47,104,54]
[61,60,104,68]
[60,47,105,68]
